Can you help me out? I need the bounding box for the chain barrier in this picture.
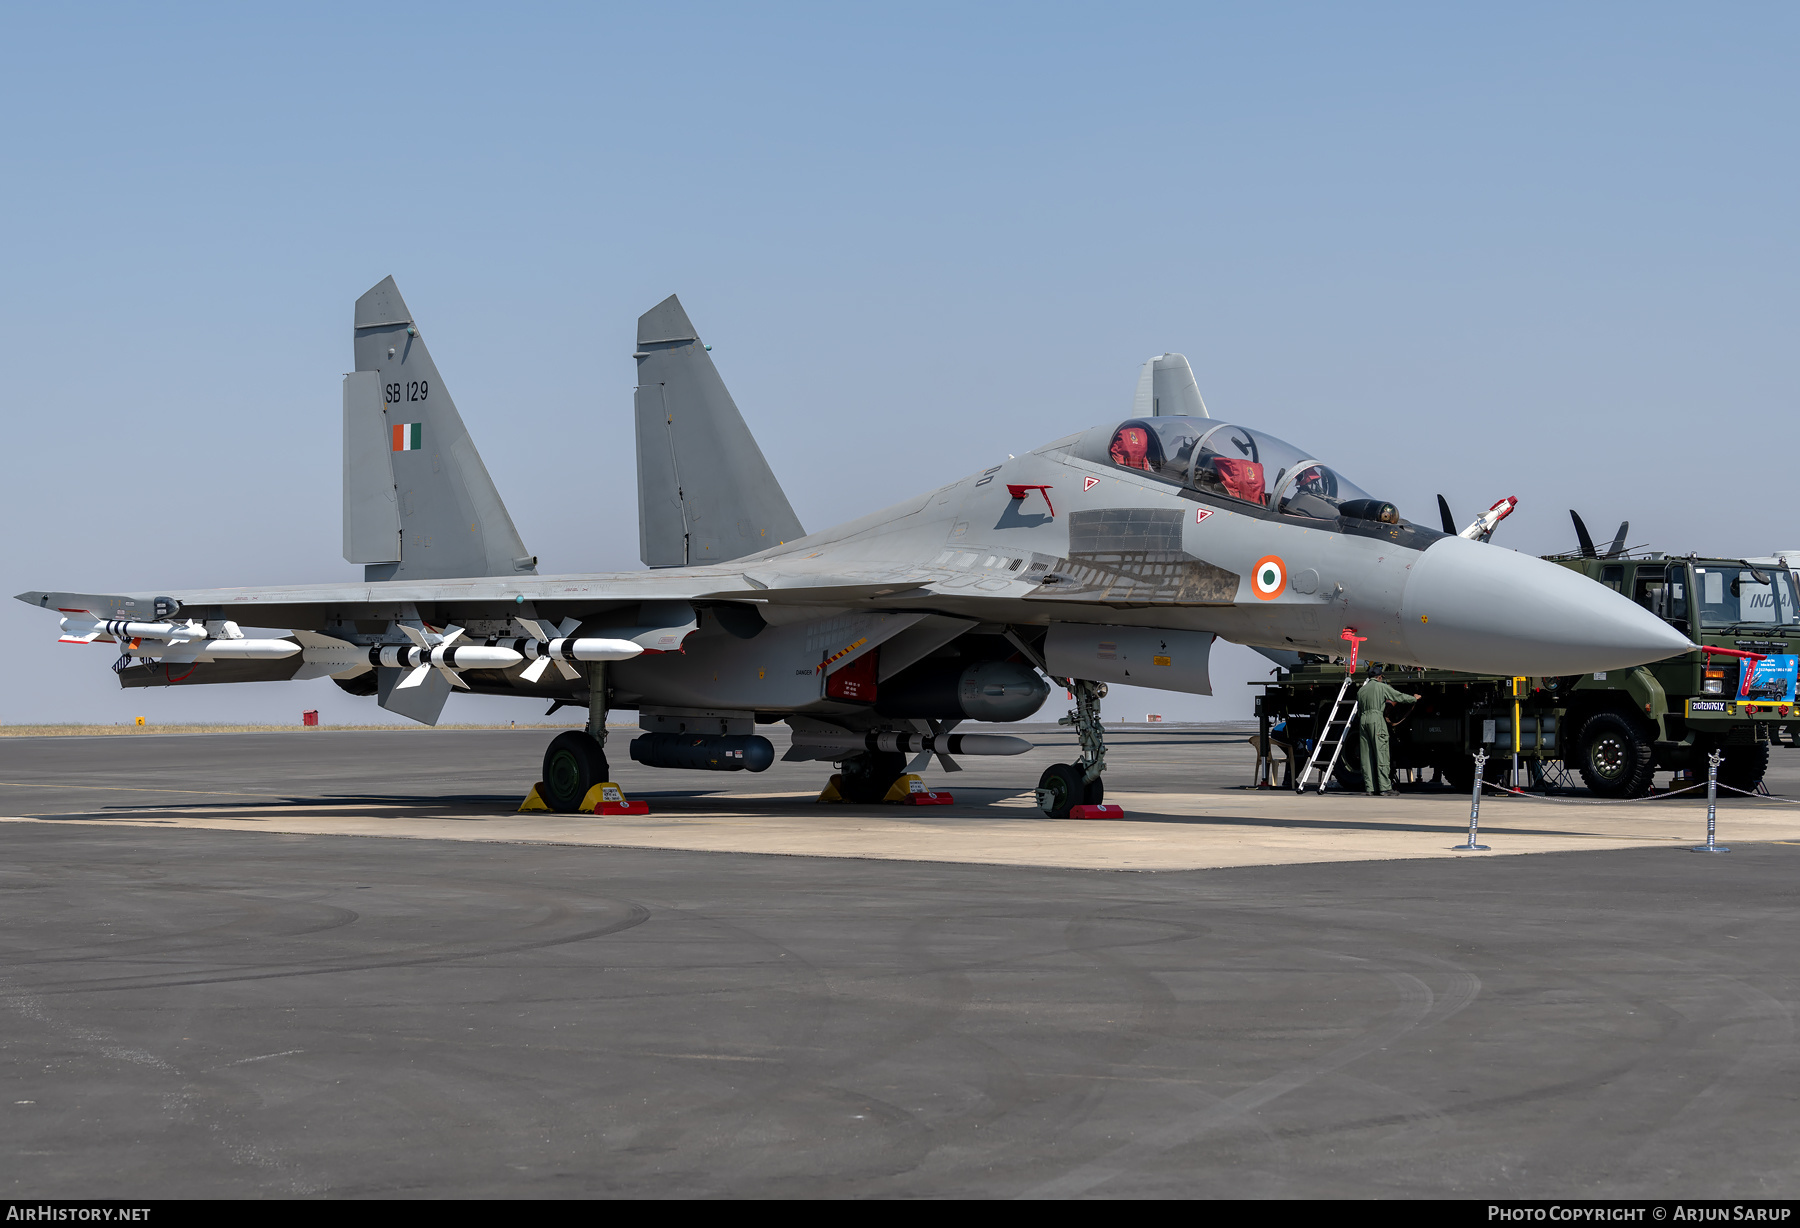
[1471,778,1800,806]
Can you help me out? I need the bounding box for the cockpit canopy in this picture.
[1094,416,1387,522]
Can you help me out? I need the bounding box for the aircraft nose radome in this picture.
[1401,536,1693,676]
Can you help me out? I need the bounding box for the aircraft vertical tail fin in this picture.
[633,295,804,567]
[347,277,537,582]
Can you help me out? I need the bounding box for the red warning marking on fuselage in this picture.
[1195,508,1213,524]
[1083,476,1099,491]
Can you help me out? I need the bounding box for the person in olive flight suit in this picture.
[1356,666,1420,796]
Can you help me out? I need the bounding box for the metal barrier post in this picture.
[1691,749,1729,854]
[1454,750,1490,851]
[1512,676,1526,791]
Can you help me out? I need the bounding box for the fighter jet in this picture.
[18,278,1693,816]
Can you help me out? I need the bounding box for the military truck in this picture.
[1257,552,1800,797]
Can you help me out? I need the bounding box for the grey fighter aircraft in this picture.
[18,278,1693,816]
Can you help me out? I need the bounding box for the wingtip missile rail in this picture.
[60,616,301,661]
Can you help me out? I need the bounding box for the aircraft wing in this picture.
[14,565,950,626]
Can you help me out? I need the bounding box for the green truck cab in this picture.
[1257,554,1800,797]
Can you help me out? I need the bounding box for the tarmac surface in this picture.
[3,725,1799,1198]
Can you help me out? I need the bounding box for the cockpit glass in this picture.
[1695,566,1800,628]
[1104,417,1376,516]
[1106,418,1208,486]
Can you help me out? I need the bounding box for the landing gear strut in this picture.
[1038,679,1107,819]
[540,661,611,813]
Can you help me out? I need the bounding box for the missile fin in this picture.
[438,666,470,690]
[520,656,551,683]
[395,664,432,690]
[554,658,581,681]
[516,618,551,643]
[932,718,963,774]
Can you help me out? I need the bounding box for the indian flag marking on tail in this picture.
[391,423,422,451]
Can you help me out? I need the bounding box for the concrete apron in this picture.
[6,787,1799,872]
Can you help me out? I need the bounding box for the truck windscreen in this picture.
[1695,566,1800,629]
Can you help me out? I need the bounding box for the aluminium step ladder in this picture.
[1295,674,1360,793]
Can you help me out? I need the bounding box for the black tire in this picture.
[1038,763,1087,819]
[839,751,906,804]
[1576,712,1656,798]
[1441,752,1506,795]
[1332,751,1367,794]
[1715,743,1771,795]
[1083,774,1105,806]
[542,730,608,813]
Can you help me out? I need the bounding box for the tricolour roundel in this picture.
[1251,555,1287,600]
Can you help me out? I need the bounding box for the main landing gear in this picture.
[541,661,611,813]
[837,750,909,804]
[1038,679,1107,819]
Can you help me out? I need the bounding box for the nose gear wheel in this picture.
[1040,679,1108,817]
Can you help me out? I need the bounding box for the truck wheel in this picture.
[1715,743,1771,795]
[840,751,907,804]
[542,731,608,813]
[1576,713,1656,798]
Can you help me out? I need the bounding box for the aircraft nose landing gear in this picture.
[1037,678,1108,819]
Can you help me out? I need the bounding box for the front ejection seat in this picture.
[1109,424,1158,471]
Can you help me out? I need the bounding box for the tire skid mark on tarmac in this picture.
[598,900,851,1178]
[20,904,651,995]
[1022,961,1437,1198]
[3,882,365,974]
[1,981,325,1194]
[1015,906,1302,1193]
[1613,968,1797,1192]
[1502,966,1727,1194]
[1501,954,1800,1196]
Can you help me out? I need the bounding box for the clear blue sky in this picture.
[2,3,1794,725]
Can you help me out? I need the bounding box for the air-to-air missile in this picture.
[19,278,1694,817]
[59,616,300,661]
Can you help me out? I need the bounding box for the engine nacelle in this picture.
[629,733,775,773]
[874,660,1049,723]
